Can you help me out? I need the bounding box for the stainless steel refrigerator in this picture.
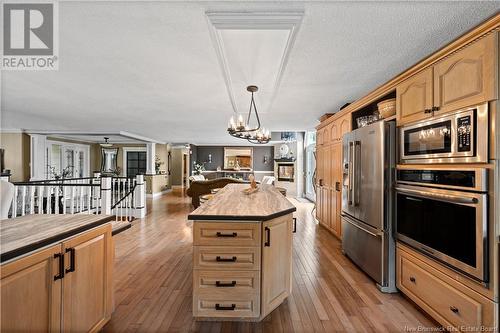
[341,120,396,293]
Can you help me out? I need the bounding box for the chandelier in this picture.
[227,85,270,144]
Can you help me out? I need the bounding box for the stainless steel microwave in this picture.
[400,103,488,164]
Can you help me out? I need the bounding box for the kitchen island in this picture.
[188,184,296,321]
[1,214,114,332]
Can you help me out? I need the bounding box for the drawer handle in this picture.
[53,253,65,281]
[450,306,459,314]
[216,232,237,238]
[216,256,237,262]
[409,276,416,283]
[65,248,76,273]
[215,303,236,311]
[265,227,271,247]
[215,280,236,287]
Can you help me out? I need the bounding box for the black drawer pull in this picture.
[293,218,297,233]
[409,276,416,283]
[450,306,459,314]
[215,304,236,311]
[65,248,75,273]
[424,108,432,114]
[54,253,65,281]
[216,232,237,238]
[216,256,237,262]
[215,280,236,287]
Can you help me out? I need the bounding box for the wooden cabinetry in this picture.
[1,245,62,333]
[397,243,497,330]
[397,34,497,125]
[0,224,113,333]
[261,216,292,318]
[396,67,434,125]
[316,114,350,238]
[192,215,292,321]
[434,33,497,113]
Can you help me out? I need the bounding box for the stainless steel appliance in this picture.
[395,167,488,282]
[342,120,396,292]
[400,103,488,164]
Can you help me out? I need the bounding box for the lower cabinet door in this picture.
[62,225,113,333]
[261,214,292,318]
[1,244,63,333]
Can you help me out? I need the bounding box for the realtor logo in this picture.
[2,2,59,70]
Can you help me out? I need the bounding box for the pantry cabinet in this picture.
[316,114,350,238]
[397,34,498,126]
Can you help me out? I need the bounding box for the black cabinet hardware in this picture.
[215,280,236,287]
[450,306,459,314]
[293,218,297,233]
[216,232,237,238]
[424,109,432,114]
[54,253,65,280]
[216,256,237,262]
[215,304,236,311]
[65,248,75,273]
[432,106,440,112]
[335,182,341,192]
[409,276,416,283]
[264,227,271,246]
[319,179,324,186]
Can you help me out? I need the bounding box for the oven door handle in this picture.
[395,187,479,205]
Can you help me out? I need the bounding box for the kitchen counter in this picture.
[188,183,296,221]
[0,214,114,262]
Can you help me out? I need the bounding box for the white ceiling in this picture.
[1,1,499,144]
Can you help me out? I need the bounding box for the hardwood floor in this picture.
[102,190,436,332]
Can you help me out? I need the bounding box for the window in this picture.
[46,141,90,179]
[126,151,147,178]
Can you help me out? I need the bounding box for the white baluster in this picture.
[46,186,51,214]
[54,185,59,215]
[12,186,18,217]
[29,186,35,214]
[79,186,83,213]
[70,186,75,214]
[62,187,67,214]
[87,186,91,214]
[38,186,44,214]
[20,186,26,216]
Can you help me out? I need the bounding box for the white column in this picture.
[134,174,146,218]
[146,143,156,175]
[101,176,112,215]
[29,134,47,180]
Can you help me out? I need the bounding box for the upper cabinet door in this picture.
[396,67,434,125]
[316,129,323,146]
[434,34,497,114]
[329,123,338,143]
[1,244,62,333]
[339,114,351,139]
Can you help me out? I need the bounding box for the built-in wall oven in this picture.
[395,168,488,282]
[400,103,488,164]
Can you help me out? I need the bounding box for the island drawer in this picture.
[397,248,495,330]
[194,270,260,295]
[193,294,260,318]
[193,246,261,271]
[193,222,261,247]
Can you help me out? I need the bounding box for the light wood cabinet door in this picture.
[396,67,434,125]
[434,33,497,114]
[1,244,63,333]
[261,215,292,318]
[62,225,113,333]
[323,145,332,188]
[316,130,323,146]
[316,146,324,187]
[339,114,351,140]
[329,122,338,143]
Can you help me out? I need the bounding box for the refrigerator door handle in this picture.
[343,214,381,237]
[352,141,361,206]
[348,141,354,205]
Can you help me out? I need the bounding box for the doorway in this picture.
[126,151,147,178]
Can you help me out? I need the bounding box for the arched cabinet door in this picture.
[396,67,433,125]
[433,33,497,114]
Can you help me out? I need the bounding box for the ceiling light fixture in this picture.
[100,137,113,147]
[227,85,270,144]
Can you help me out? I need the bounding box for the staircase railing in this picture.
[8,174,146,223]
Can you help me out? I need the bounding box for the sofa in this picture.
[186,177,248,208]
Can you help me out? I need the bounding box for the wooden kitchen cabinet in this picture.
[433,33,497,114]
[261,215,292,318]
[1,244,63,333]
[0,223,113,333]
[62,226,113,333]
[396,67,434,125]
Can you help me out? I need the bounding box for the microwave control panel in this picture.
[457,115,471,152]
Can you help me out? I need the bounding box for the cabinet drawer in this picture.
[399,254,493,329]
[194,270,260,295]
[193,247,261,271]
[193,294,260,318]
[193,222,260,247]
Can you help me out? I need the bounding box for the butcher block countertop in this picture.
[188,184,296,221]
[1,214,114,263]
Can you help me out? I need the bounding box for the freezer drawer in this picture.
[342,215,383,285]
